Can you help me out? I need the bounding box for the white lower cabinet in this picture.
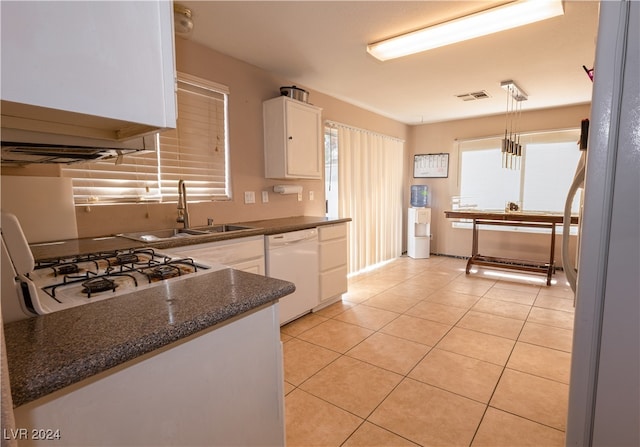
[316,223,348,310]
[165,225,346,321]
[231,257,266,275]
[13,305,284,446]
[166,235,265,275]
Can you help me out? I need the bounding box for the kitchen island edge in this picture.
[4,268,295,408]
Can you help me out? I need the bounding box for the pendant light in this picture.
[501,80,527,170]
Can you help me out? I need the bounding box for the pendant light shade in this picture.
[501,80,527,170]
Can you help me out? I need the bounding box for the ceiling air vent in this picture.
[456,91,491,101]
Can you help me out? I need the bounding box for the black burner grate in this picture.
[82,277,117,297]
[36,248,204,303]
[114,253,140,265]
[148,265,181,280]
[56,263,79,275]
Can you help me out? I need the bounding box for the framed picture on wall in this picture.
[414,153,449,178]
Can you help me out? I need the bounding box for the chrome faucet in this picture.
[176,179,190,229]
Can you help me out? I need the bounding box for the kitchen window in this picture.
[62,73,230,204]
[457,128,582,215]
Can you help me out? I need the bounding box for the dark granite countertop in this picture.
[4,268,295,407]
[29,216,351,260]
[143,216,351,251]
[6,216,346,407]
[241,216,351,235]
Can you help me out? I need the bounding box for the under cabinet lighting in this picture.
[367,0,564,61]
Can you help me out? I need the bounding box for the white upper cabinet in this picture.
[0,1,176,140]
[263,96,322,179]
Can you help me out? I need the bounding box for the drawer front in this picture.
[320,267,348,301]
[319,239,347,271]
[169,237,264,266]
[231,258,265,275]
[318,223,347,241]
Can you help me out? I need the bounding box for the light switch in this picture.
[262,191,269,203]
[309,190,314,201]
[244,191,255,204]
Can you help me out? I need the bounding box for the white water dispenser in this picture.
[408,207,431,259]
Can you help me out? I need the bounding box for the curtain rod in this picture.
[325,120,405,143]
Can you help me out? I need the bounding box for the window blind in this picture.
[159,75,230,202]
[458,128,581,212]
[62,149,161,204]
[62,73,230,204]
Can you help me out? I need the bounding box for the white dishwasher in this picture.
[265,228,319,325]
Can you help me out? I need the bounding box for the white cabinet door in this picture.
[0,1,176,140]
[285,100,322,178]
[232,257,266,276]
[317,223,348,306]
[263,97,322,179]
[166,236,265,275]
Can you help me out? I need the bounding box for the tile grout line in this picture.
[289,267,483,445]
[282,257,573,446]
[467,294,536,446]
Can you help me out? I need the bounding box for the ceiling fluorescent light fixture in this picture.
[367,0,564,61]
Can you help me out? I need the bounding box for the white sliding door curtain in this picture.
[333,123,404,274]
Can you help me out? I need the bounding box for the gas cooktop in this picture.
[23,247,220,314]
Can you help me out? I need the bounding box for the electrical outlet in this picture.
[244,191,255,204]
[297,193,302,201]
[262,191,269,203]
[309,190,314,201]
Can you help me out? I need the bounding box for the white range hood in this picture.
[1,128,157,165]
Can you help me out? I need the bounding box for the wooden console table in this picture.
[444,210,579,285]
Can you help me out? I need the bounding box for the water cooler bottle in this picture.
[408,207,431,259]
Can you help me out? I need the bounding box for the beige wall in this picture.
[407,103,590,264]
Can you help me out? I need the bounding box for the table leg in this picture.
[466,219,478,274]
[548,223,556,286]
[472,219,479,256]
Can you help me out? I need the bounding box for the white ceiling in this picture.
[178,1,600,125]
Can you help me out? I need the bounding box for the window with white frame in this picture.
[458,129,582,214]
[63,73,230,204]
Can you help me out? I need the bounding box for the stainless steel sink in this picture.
[118,228,209,242]
[195,224,254,233]
[118,225,254,242]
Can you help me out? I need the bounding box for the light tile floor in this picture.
[281,255,575,447]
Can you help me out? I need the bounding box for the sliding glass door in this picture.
[325,123,405,274]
